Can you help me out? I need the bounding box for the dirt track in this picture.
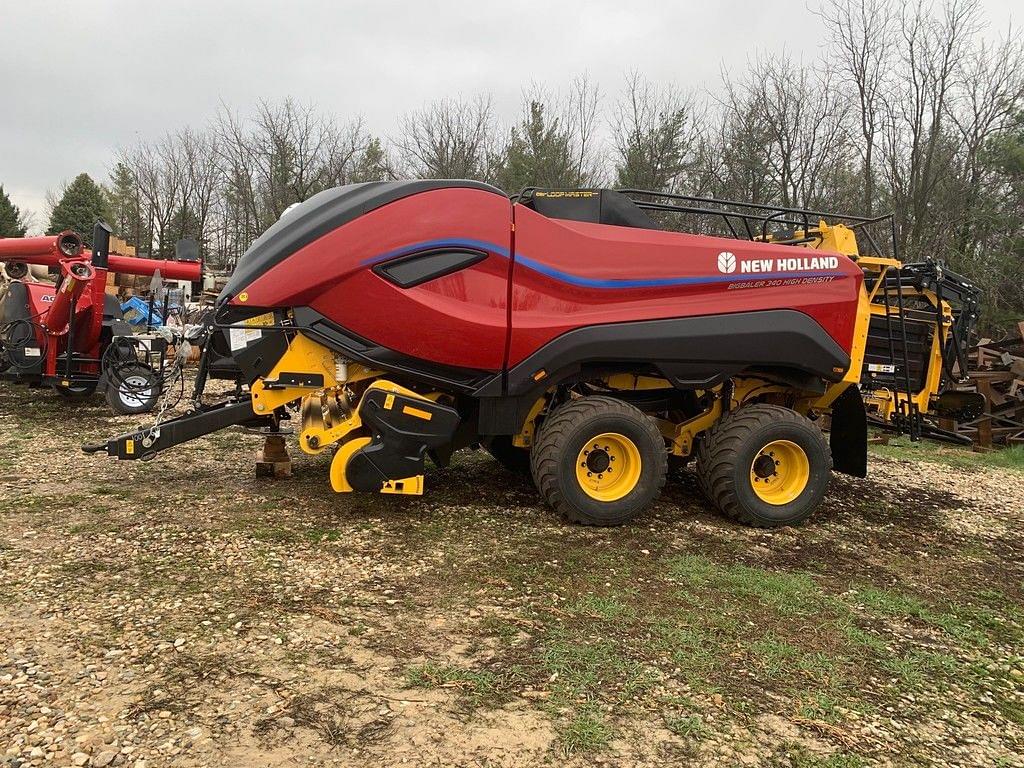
[1,386,1023,767]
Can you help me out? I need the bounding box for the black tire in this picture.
[530,395,667,526]
[105,363,160,415]
[53,381,97,401]
[485,435,532,475]
[695,404,831,528]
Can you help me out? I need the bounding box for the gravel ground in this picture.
[1,385,1022,767]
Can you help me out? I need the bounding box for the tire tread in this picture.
[694,404,831,527]
[530,395,667,526]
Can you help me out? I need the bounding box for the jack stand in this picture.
[256,434,292,478]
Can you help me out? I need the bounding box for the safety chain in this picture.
[139,331,194,447]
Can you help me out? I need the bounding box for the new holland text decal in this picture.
[717,251,839,275]
[717,250,839,290]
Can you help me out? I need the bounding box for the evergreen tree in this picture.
[978,113,1024,320]
[351,137,391,182]
[47,173,111,245]
[495,101,578,194]
[613,106,691,192]
[0,185,27,237]
[171,204,202,246]
[105,163,142,247]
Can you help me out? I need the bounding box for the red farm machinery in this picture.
[0,223,203,412]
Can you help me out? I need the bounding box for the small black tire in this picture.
[53,382,97,402]
[105,363,160,415]
[484,435,532,475]
[530,395,667,526]
[695,404,831,528]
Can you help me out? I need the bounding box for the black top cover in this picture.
[524,189,662,230]
[219,179,506,304]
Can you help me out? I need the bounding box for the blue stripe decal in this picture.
[515,254,833,288]
[364,238,836,288]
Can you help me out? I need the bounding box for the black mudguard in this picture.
[829,384,867,478]
[345,388,461,491]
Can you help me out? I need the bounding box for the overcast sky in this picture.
[1,0,1018,232]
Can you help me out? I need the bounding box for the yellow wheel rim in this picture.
[575,432,642,501]
[750,439,810,505]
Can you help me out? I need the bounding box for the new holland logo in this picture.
[717,250,841,276]
[717,251,737,274]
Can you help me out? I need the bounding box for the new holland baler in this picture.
[84,180,976,527]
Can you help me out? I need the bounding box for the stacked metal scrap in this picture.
[942,321,1024,448]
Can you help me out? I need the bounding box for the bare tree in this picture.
[880,0,982,253]
[120,135,184,257]
[395,96,496,180]
[714,55,853,211]
[947,32,1024,250]
[564,74,603,186]
[818,0,898,214]
[176,128,222,255]
[213,98,373,257]
[493,81,603,193]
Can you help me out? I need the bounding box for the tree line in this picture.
[6,0,1023,325]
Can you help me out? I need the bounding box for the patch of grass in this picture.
[720,565,823,616]
[235,520,299,544]
[653,617,726,689]
[837,619,888,655]
[61,559,110,575]
[542,632,656,703]
[567,593,632,621]
[784,744,868,768]
[749,634,803,678]
[871,438,1024,473]
[557,707,612,756]
[664,712,708,740]
[479,615,527,644]
[856,585,928,617]
[852,585,1021,650]
[68,518,122,535]
[881,650,957,689]
[304,526,343,543]
[665,553,718,586]
[666,554,827,617]
[404,661,497,698]
[797,692,846,724]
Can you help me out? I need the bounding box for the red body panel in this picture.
[231,188,862,377]
[21,281,102,374]
[238,188,512,371]
[507,205,862,367]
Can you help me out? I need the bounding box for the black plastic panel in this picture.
[292,307,496,393]
[478,309,851,398]
[525,189,662,230]
[373,248,487,288]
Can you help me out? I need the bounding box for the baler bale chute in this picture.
[0,223,203,412]
[85,180,980,528]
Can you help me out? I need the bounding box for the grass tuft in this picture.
[557,708,612,755]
